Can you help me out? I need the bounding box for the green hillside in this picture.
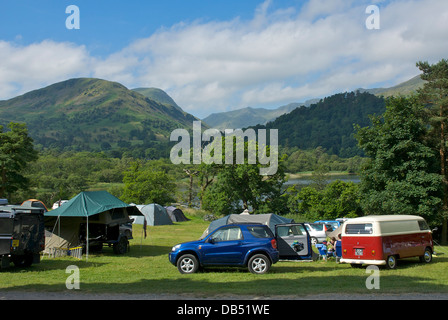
[0,78,196,155]
[132,87,183,112]
[360,75,425,97]
[253,91,386,157]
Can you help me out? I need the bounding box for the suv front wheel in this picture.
[248,254,271,274]
[177,254,199,274]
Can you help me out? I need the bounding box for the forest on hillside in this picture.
[254,91,386,157]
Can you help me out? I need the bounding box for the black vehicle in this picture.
[0,205,45,269]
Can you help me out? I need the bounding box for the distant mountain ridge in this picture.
[0,75,424,156]
[202,75,424,130]
[358,75,425,97]
[202,99,319,130]
[0,78,197,154]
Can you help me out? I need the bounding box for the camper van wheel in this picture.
[419,248,432,264]
[177,254,199,274]
[386,255,397,269]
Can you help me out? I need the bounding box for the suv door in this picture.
[275,223,312,260]
[201,226,244,265]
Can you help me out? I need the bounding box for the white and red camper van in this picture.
[340,215,433,269]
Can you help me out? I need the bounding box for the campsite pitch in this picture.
[0,218,448,296]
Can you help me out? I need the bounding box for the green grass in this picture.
[1,217,448,296]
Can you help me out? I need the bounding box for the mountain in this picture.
[358,75,425,98]
[202,76,424,130]
[132,87,184,112]
[203,99,319,130]
[0,78,197,155]
[252,91,386,157]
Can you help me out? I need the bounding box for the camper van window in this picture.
[418,220,430,231]
[346,223,373,235]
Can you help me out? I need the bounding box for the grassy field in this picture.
[1,217,448,297]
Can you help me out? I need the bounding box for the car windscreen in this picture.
[345,223,373,234]
[310,224,324,231]
[247,226,274,238]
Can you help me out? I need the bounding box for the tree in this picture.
[288,180,362,220]
[0,122,38,199]
[355,96,442,222]
[202,141,288,216]
[121,161,176,205]
[417,59,448,243]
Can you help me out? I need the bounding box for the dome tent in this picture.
[165,206,189,222]
[133,204,173,226]
[200,213,294,239]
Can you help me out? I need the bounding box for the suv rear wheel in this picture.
[248,254,271,274]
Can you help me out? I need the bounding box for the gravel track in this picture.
[1,291,448,300]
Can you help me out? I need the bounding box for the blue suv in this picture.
[169,224,279,274]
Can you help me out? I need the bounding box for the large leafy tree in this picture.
[417,59,448,243]
[0,122,38,199]
[121,161,176,205]
[355,96,442,222]
[287,180,362,221]
[202,140,287,216]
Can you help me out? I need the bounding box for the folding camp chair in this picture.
[315,244,327,260]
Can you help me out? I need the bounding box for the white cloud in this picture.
[1,0,447,118]
[0,40,92,99]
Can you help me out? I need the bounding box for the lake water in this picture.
[284,174,360,186]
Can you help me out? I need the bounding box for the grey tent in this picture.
[326,224,344,240]
[165,206,189,222]
[132,204,173,226]
[200,213,294,239]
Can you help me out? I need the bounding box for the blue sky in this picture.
[1,1,280,56]
[0,0,447,118]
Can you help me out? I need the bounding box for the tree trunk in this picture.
[440,106,448,244]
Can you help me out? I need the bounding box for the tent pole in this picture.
[86,215,89,261]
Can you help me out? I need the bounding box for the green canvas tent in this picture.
[46,190,140,218]
[45,191,141,259]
